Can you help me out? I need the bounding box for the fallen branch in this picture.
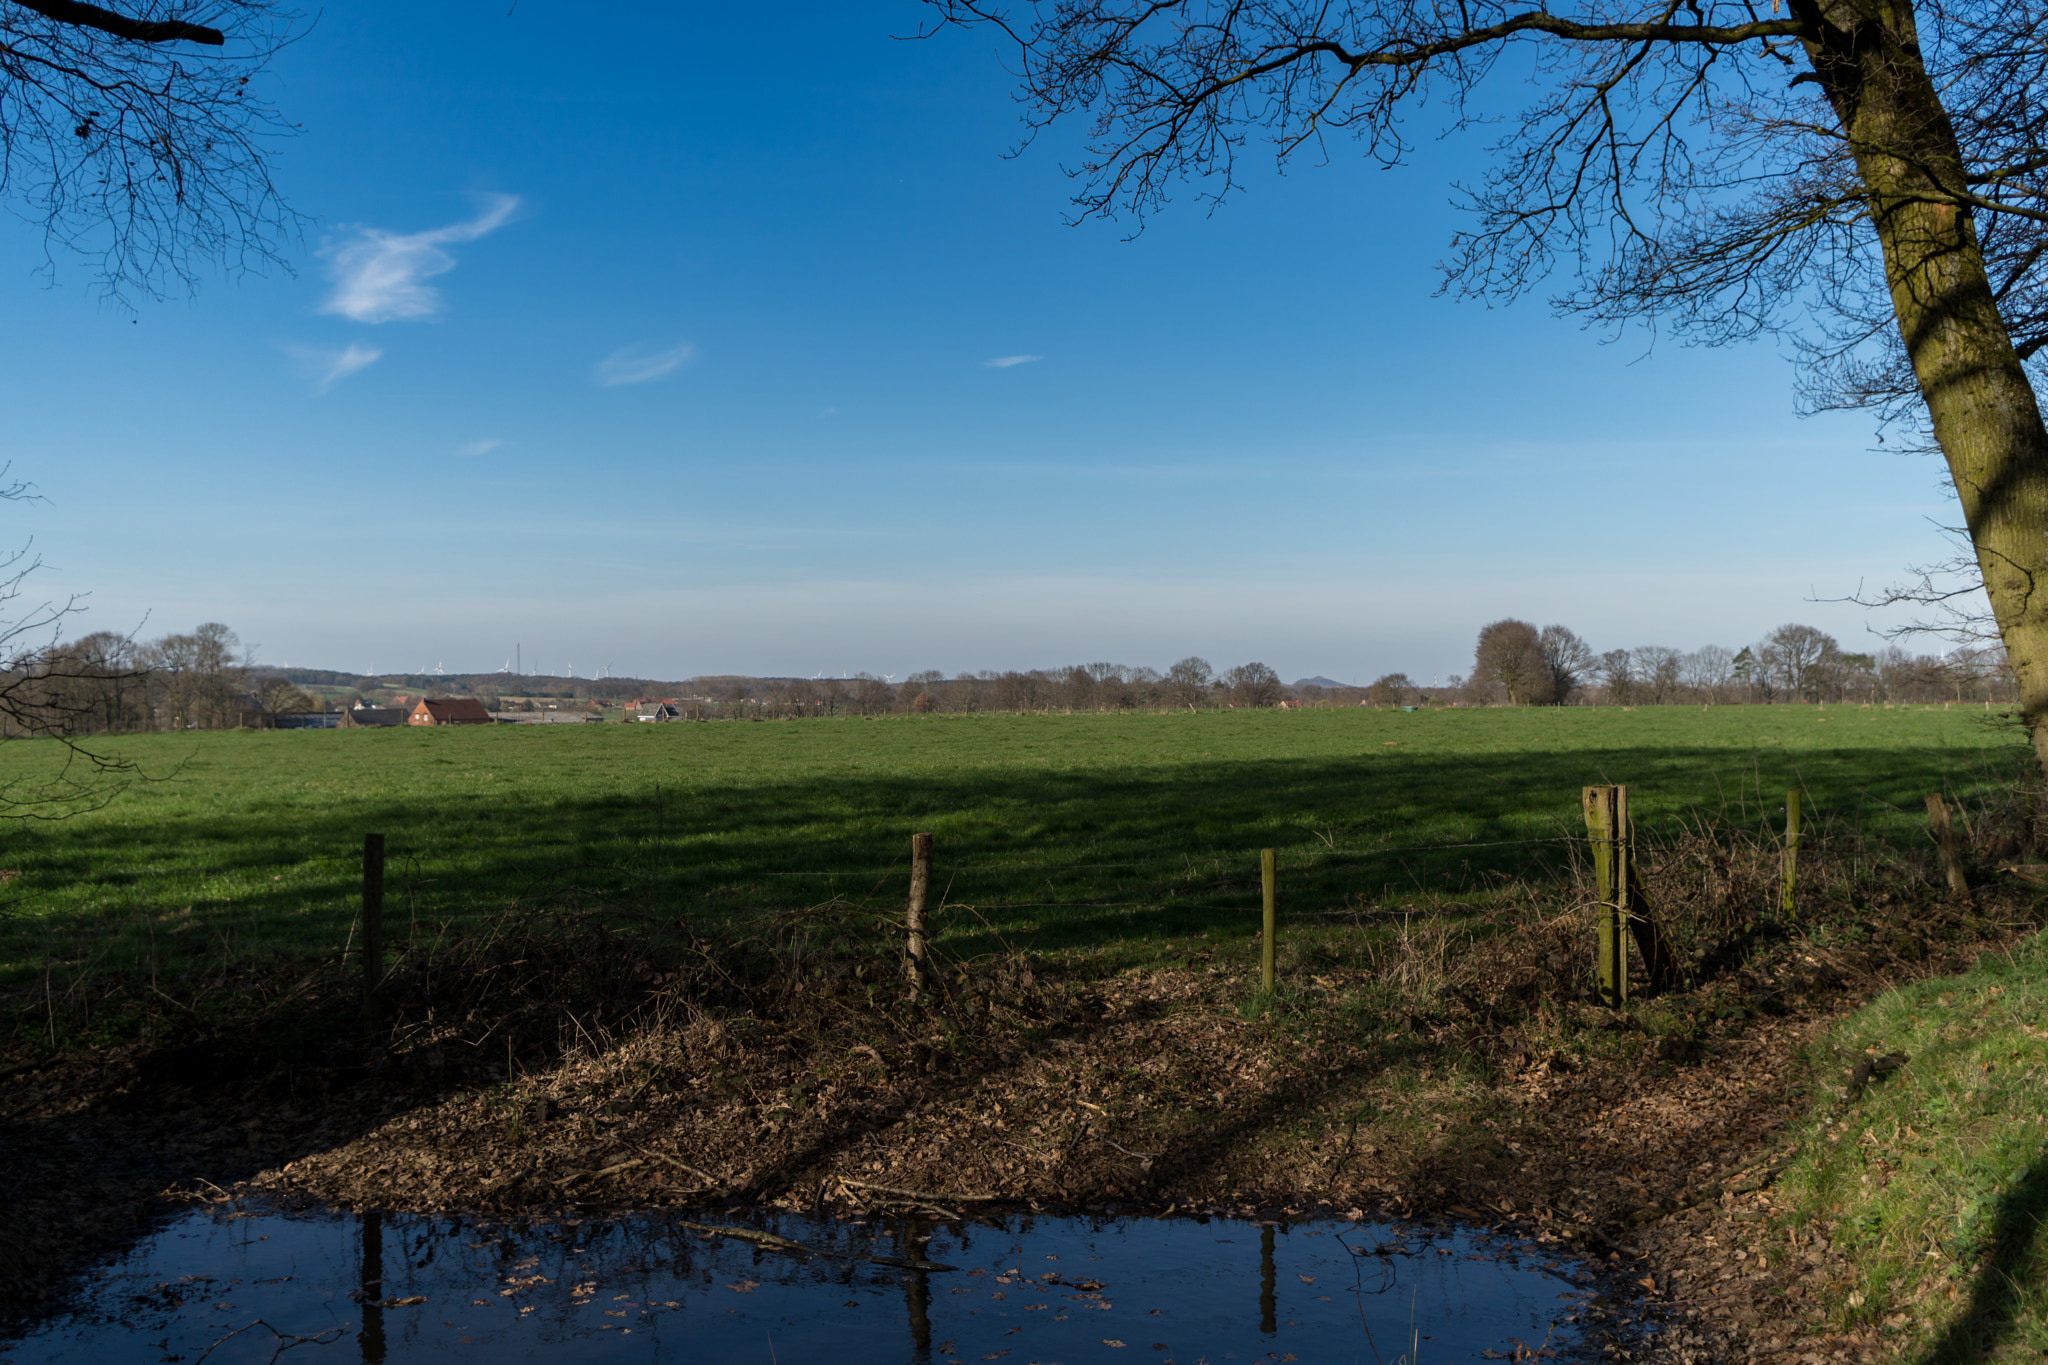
[675,1219,823,1255]
[836,1177,1003,1203]
[632,1146,726,1189]
[845,1191,966,1221]
[675,1218,957,1272]
[556,1157,644,1190]
[1098,1135,1159,1171]
[1626,1150,1798,1226]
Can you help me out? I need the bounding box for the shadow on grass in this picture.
[1918,1156,2048,1362]
[1,735,1996,999]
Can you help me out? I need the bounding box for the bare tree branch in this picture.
[0,0,302,302]
[7,0,223,46]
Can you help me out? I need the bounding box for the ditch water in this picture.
[2,1204,1624,1364]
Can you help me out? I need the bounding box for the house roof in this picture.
[412,697,493,724]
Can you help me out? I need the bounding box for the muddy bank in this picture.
[2,890,2036,1362]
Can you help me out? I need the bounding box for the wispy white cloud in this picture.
[289,342,384,393]
[456,438,503,457]
[596,341,696,387]
[982,354,1043,369]
[319,194,519,324]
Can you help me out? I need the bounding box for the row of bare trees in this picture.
[1464,619,2015,706]
[669,659,1297,718]
[1,623,323,737]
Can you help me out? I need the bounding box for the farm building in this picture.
[407,697,493,726]
[341,707,405,728]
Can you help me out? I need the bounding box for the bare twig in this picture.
[192,1319,346,1365]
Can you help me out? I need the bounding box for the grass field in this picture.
[0,703,2025,993]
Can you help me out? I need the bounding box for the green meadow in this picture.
[0,704,2024,989]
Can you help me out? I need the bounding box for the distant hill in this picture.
[279,667,678,699]
[277,664,1375,699]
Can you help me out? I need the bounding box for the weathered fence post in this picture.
[906,832,933,992]
[1583,786,1629,1007]
[1926,794,1971,897]
[1260,848,1277,994]
[361,832,385,1033]
[1781,788,1802,921]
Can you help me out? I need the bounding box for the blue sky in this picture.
[0,2,1961,684]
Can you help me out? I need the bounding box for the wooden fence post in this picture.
[1583,786,1628,1007]
[361,833,385,1033]
[1781,788,1802,921]
[1260,848,1277,994]
[906,832,933,992]
[1926,794,1971,897]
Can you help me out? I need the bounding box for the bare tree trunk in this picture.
[1806,0,2048,772]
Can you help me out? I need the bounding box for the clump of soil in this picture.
[1,877,2037,1363]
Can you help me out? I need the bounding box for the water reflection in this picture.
[1259,1221,1277,1336]
[902,1214,931,1363]
[6,1203,1601,1364]
[359,1209,384,1365]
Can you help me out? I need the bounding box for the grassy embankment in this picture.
[1775,929,2048,1361]
[0,703,2019,1020]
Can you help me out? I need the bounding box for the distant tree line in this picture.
[0,623,330,736]
[0,643,1321,733]
[647,660,1298,719]
[405,660,1332,717]
[1462,619,2015,707]
[3,618,2012,740]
